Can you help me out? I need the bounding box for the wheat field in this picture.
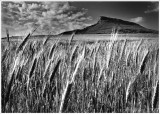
[1,31,159,113]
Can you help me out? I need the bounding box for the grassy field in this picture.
[1,32,159,113]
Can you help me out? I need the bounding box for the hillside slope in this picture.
[61,16,158,34]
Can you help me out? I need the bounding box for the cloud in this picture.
[2,1,92,36]
[130,17,143,23]
[145,2,159,13]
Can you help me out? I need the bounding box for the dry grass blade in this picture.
[69,32,75,45]
[59,81,72,112]
[7,52,22,84]
[49,44,56,60]
[92,47,97,82]
[48,35,61,60]
[134,39,143,65]
[90,47,95,57]
[125,80,132,102]
[137,39,143,51]
[16,66,24,82]
[97,64,105,87]
[42,61,52,95]
[152,81,159,110]
[43,61,52,79]
[70,47,85,83]
[125,49,131,66]
[118,39,127,62]
[26,56,38,96]
[50,59,61,83]
[139,49,149,74]
[126,74,137,103]
[5,69,15,107]
[96,42,100,53]
[43,32,52,46]
[70,45,78,62]
[2,49,8,62]
[28,57,37,78]
[106,29,118,68]
[106,42,114,68]
[93,43,100,70]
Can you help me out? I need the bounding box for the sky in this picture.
[1,1,159,37]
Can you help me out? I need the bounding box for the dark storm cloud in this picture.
[2,1,92,36]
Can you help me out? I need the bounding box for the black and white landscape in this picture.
[1,1,159,113]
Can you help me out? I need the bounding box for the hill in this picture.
[61,16,158,35]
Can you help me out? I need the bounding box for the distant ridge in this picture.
[60,16,158,35]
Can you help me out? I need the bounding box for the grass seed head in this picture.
[16,33,31,54]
